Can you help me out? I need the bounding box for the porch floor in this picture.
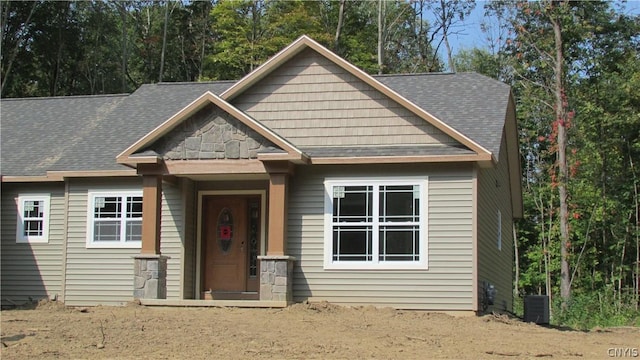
[140,299,288,308]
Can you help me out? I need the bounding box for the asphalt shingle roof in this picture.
[1,73,510,177]
[375,72,511,158]
[51,82,234,174]
[1,94,128,176]
[0,83,233,177]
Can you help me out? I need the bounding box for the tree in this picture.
[426,0,475,72]
[488,0,640,318]
[1,0,449,98]
[1,1,38,96]
[453,48,502,79]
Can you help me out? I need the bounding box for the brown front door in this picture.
[202,195,261,298]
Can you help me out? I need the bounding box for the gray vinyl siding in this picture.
[63,178,186,306]
[1,183,66,306]
[233,48,460,148]
[477,132,514,312]
[287,164,474,310]
[160,182,184,300]
[64,178,143,306]
[181,178,196,299]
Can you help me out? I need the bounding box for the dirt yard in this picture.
[1,301,638,360]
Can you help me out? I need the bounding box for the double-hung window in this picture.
[87,191,143,248]
[324,178,428,270]
[16,194,50,243]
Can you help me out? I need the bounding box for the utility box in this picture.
[524,295,550,324]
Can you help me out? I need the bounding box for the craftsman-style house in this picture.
[1,36,521,314]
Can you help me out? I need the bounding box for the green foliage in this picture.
[453,48,501,78]
[1,0,448,97]
[552,288,640,330]
[512,291,640,329]
[482,0,640,328]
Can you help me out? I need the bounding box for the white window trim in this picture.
[323,177,428,270]
[16,194,51,243]
[86,190,143,249]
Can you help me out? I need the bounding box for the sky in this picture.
[441,0,640,57]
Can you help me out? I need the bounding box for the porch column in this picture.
[267,172,288,256]
[133,174,168,300]
[260,162,295,303]
[141,175,162,254]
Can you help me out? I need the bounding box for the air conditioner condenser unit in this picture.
[523,295,550,324]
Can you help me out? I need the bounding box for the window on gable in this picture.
[324,179,428,270]
[16,194,50,243]
[87,192,142,248]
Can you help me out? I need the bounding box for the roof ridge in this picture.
[0,93,129,101]
[374,72,456,77]
[156,80,237,86]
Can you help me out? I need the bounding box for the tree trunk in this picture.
[443,32,455,72]
[630,145,640,309]
[198,2,211,81]
[545,202,553,308]
[52,3,70,96]
[377,0,384,75]
[159,0,170,83]
[119,2,127,92]
[440,0,456,72]
[249,1,261,72]
[334,0,345,52]
[1,1,37,96]
[550,10,571,308]
[513,224,519,300]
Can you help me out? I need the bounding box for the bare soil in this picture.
[1,300,638,359]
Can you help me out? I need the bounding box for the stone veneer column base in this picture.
[258,255,295,302]
[133,255,169,300]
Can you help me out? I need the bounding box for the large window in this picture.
[16,194,50,243]
[324,178,428,270]
[87,192,142,248]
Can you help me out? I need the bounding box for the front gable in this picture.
[221,35,492,162]
[233,48,462,149]
[117,91,306,166]
[117,36,497,172]
[149,103,281,161]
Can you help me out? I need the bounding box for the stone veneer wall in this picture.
[258,256,295,302]
[133,255,168,300]
[152,103,279,160]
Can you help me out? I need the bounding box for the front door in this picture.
[202,195,261,299]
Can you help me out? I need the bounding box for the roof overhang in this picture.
[310,153,493,165]
[1,170,137,183]
[127,155,162,164]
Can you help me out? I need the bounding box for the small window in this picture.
[87,192,142,248]
[16,194,50,243]
[324,178,428,270]
[497,210,502,251]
